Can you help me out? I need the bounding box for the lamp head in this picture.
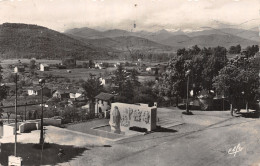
[39,78,45,85]
[186,70,191,76]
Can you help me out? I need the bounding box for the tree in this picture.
[0,108,3,119]
[244,45,259,58]
[89,60,95,68]
[114,64,127,94]
[133,83,158,106]
[228,44,241,54]
[0,64,8,102]
[190,54,207,96]
[158,55,190,106]
[201,46,227,91]
[81,76,103,102]
[6,111,12,123]
[213,58,259,115]
[29,59,36,70]
[129,69,140,87]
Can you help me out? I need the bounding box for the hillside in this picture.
[69,34,175,53]
[187,28,260,42]
[0,23,111,60]
[65,27,105,39]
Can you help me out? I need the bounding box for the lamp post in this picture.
[186,70,191,114]
[39,78,45,145]
[14,72,18,156]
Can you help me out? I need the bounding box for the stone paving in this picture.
[0,107,242,166]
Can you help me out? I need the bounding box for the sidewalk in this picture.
[0,126,111,146]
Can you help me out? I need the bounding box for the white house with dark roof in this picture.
[94,92,114,115]
[27,86,52,97]
[14,65,25,73]
[40,64,49,71]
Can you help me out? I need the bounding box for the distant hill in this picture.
[68,33,175,53]
[65,27,105,39]
[0,23,111,60]
[65,28,134,39]
[187,28,260,42]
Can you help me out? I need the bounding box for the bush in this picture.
[76,65,82,68]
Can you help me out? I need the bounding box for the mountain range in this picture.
[65,26,259,53]
[0,22,258,60]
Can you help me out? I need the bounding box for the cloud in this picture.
[0,0,258,32]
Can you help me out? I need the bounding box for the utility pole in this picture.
[24,101,27,121]
[39,79,45,145]
[14,72,17,157]
[186,70,191,114]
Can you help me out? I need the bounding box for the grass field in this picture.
[37,68,115,81]
[0,58,161,84]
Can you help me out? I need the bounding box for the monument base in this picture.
[110,126,120,134]
[8,156,23,166]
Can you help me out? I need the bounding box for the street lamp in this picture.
[39,78,45,145]
[185,70,191,115]
[13,71,18,156]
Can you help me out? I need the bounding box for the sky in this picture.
[0,0,259,32]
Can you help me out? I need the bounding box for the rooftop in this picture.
[41,64,49,67]
[95,92,114,101]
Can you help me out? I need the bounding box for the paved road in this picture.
[108,117,260,166]
[57,108,260,166]
[2,108,260,166]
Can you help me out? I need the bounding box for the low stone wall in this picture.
[0,125,3,137]
[3,125,15,137]
[0,118,61,137]
[19,122,39,133]
[43,118,61,127]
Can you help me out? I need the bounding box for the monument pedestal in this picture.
[8,156,23,166]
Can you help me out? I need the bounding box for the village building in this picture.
[40,64,49,71]
[69,88,85,100]
[99,77,113,86]
[95,62,106,69]
[27,86,52,97]
[14,65,25,73]
[146,67,159,75]
[62,58,76,68]
[52,89,70,99]
[94,92,114,116]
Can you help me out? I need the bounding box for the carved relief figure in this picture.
[133,109,142,122]
[120,115,129,127]
[142,111,150,124]
[128,108,133,120]
[109,106,121,133]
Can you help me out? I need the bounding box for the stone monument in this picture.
[109,103,157,132]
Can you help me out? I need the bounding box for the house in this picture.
[99,77,113,86]
[146,67,159,75]
[14,65,25,73]
[40,64,49,71]
[52,89,70,99]
[27,86,52,97]
[95,92,114,115]
[69,88,85,100]
[95,62,106,69]
[62,58,76,68]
